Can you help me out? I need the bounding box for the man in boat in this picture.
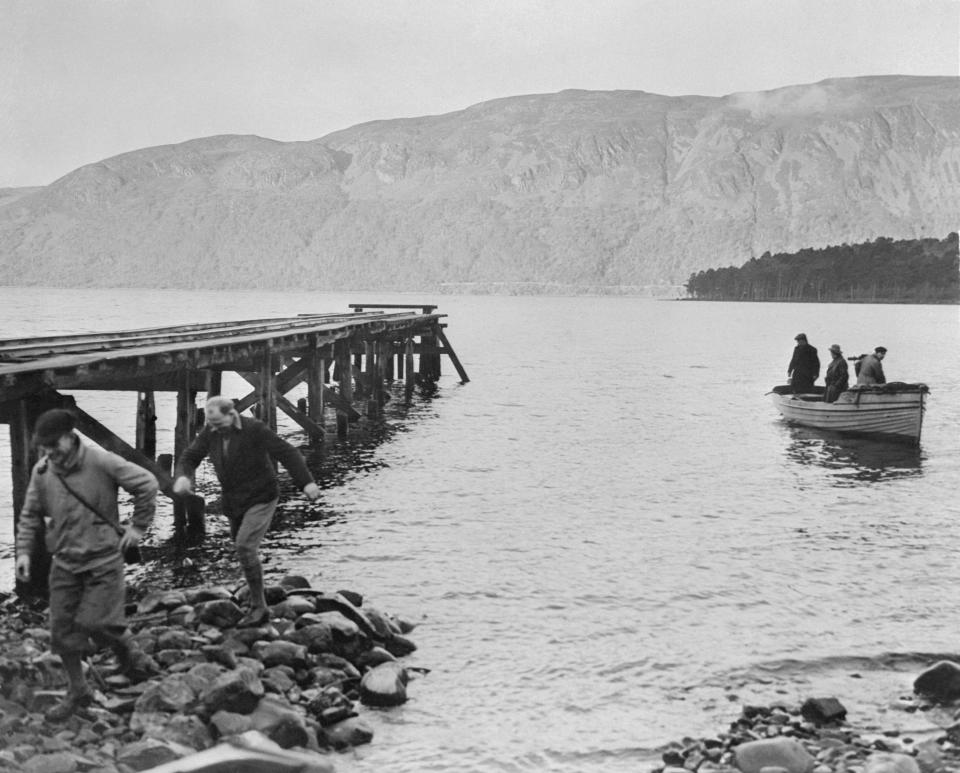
[856,346,887,385]
[173,396,321,628]
[787,333,820,393]
[823,344,849,402]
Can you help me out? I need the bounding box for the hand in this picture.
[303,482,321,501]
[172,476,193,495]
[120,526,143,552]
[15,554,31,583]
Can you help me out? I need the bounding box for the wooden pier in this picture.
[0,303,468,593]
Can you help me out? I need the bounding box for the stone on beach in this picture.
[863,752,921,773]
[734,737,816,773]
[359,661,408,707]
[0,575,417,768]
[800,697,847,724]
[318,716,374,750]
[913,660,960,702]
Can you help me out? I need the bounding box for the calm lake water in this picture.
[0,287,958,772]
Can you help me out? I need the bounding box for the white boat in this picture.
[770,382,929,445]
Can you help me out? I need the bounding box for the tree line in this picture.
[684,233,959,303]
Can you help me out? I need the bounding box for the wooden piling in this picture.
[404,337,416,402]
[207,370,223,398]
[135,390,157,460]
[335,340,353,438]
[307,337,325,445]
[9,398,51,597]
[365,340,379,418]
[385,340,395,381]
[174,371,200,536]
[376,339,389,406]
[259,343,277,432]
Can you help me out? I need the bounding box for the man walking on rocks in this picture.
[15,408,160,721]
[173,396,321,628]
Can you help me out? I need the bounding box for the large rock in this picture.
[800,697,847,724]
[127,730,334,773]
[359,661,408,707]
[863,753,921,773]
[137,591,189,614]
[21,753,78,773]
[129,712,212,750]
[200,668,265,715]
[116,737,196,770]
[195,600,244,629]
[251,641,308,670]
[134,674,198,713]
[914,661,960,702]
[247,696,311,749]
[318,716,374,750]
[283,623,334,654]
[734,737,816,773]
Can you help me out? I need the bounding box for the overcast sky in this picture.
[1,0,957,188]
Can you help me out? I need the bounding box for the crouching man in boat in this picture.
[787,333,820,393]
[823,344,849,402]
[856,346,887,386]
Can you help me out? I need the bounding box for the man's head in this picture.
[205,396,239,430]
[829,344,842,356]
[874,346,887,359]
[33,408,78,462]
[794,333,807,343]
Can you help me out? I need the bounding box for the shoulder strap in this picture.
[54,472,125,537]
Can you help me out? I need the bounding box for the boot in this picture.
[45,687,93,722]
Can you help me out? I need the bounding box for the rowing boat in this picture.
[769,382,929,445]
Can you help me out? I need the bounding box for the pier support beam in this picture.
[307,339,326,445]
[135,390,157,461]
[207,370,223,398]
[259,344,277,432]
[364,340,379,418]
[404,337,416,403]
[237,373,325,442]
[174,371,202,539]
[436,327,470,384]
[8,396,58,598]
[335,340,353,438]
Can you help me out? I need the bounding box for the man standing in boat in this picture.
[787,333,820,393]
[823,344,849,402]
[856,346,887,385]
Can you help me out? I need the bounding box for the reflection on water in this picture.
[783,427,924,486]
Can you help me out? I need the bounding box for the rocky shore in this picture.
[650,662,960,773]
[0,575,421,772]
[6,574,960,773]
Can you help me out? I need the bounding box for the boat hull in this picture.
[770,384,927,444]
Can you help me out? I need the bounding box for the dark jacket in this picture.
[788,343,820,387]
[176,416,314,519]
[823,355,849,401]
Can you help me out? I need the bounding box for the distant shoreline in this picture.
[674,297,959,305]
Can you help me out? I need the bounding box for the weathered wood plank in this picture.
[435,327,471,384]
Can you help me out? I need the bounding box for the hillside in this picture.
[685,233,959,302]
[0,76,957,294]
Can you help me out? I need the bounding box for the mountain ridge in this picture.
[1,75,957,294]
